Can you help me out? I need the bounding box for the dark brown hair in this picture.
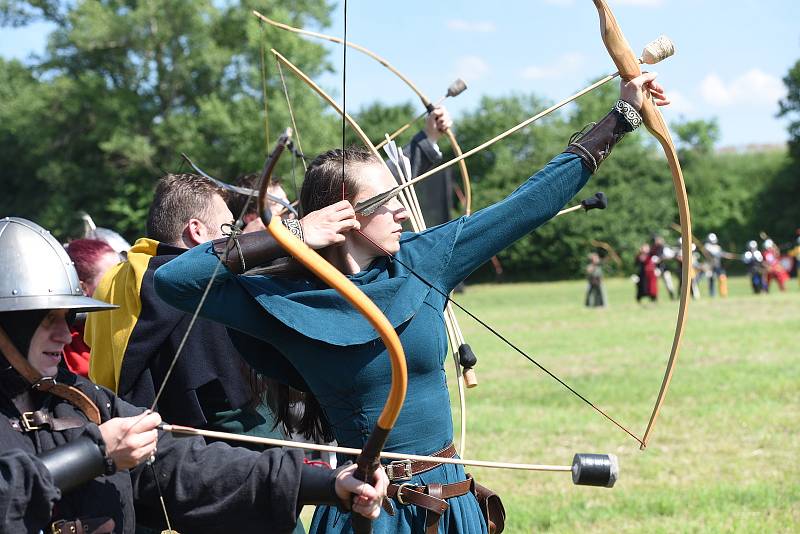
[146,173,226,244]
[261,146,381,442]
[300,146,379,214]
[226,173,285,220]
[251,146,381,279]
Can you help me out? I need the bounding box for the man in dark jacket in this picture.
[85,173,283,440]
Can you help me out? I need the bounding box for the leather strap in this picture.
[425,483,444,534]
[211,230,289,274]
[387,476,474,534]
[564,105,637,173]
[0,325,101,424]
[383,443,457,481]
[9,409,86,433]
[50,517,115,534]
[32,379,101,425]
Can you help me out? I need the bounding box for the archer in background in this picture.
[650,234,677,300]
[787,234,800,284]
[84,174,297,460]
[742,240,767,294]
[762,238,789,292]
[703,232,733,298]
[675,237,702,299]
[635,243,658,303]
[585,252,607,308]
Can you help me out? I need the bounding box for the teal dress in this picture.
[154,153,591,533]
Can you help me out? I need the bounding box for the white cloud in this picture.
[446,19,496,33]
[520,52,584,80]
[664,90,694,114]
[699,69,786,108]
[454,56,490,81]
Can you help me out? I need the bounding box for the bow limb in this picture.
[271,48,472,456]
[593,0,692,449]
[589,239,623,268]
[444,130,473,214]
[253,10,472,214]
[256,132,408,527]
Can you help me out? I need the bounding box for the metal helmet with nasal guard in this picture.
[0,217,116,313]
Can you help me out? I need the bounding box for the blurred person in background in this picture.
[743,240,767,294]
[584,252,607,307]
[703,233,730,298]
[650,234,676,300]
[62,239,121,376]
[761,239,788,292]
[635,243,658,303]
[227,174,297,235]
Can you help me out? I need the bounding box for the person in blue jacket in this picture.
[155,73,669,534]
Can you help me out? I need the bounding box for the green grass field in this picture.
[304,275,799,532]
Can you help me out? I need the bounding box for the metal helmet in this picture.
[0,217,117,313]
[747,240,758,251]
[763,238,774,249]
[707,232,718,244]
[81,212,131,255]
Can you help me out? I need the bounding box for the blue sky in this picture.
[3,0,798,148]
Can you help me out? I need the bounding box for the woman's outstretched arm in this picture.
[438,152,591,291]
[438,73,668,292]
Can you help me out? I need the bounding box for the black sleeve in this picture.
[0,449,61,533]
[132,435,305,533]
[96,387,308,533]
[402,130,443,178]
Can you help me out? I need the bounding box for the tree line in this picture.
[2,1,797,280]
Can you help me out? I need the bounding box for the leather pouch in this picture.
[470,475,506,534]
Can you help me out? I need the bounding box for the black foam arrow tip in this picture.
[581,192,607,211]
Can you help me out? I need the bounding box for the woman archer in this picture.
[155,73,670,533]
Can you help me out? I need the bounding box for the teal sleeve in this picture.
[440,152,591,292]
[153,243,270,339]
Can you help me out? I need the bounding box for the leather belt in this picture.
[9,410,86,433]
[50,517,115,534]
[387,475,475,534]
[383,443,457,482]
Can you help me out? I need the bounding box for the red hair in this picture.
[66,239,117,283]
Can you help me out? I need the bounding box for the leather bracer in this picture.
[212,231,292,274]
[565,100,642,173]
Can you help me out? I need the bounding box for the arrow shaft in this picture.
[159,424,571,472]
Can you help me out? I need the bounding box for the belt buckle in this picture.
[21,412,41,432]
[50,519,77,534]
[385,459,412,482]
